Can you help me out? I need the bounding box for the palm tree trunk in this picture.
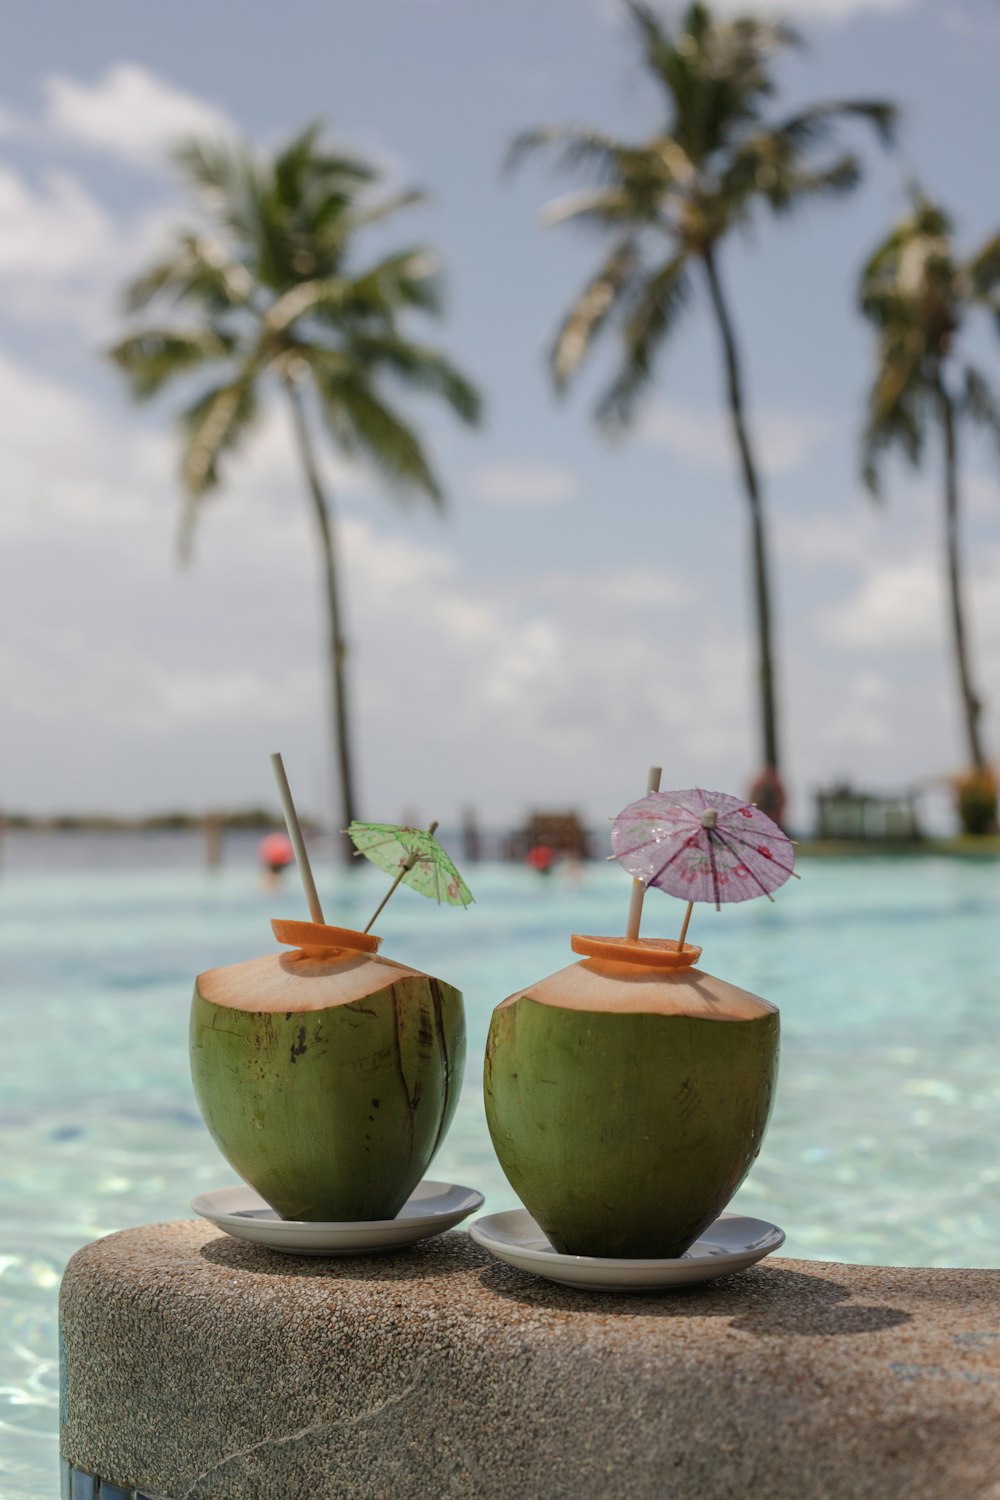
[286,380,359,861]
[938,379,987,770]
[701,245,780,778]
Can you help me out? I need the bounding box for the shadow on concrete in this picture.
[199,1230,478,1282]
[479,1261,912,1337]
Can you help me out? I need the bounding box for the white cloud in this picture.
[0,65,239,333]
[534,565,695,611]
[818,549,1000,651]
[2,342,996,827]
[220,407,372,511]
[600,0,913,28]
[703,0,912,17]
[0,103,25,138]
[778,510,883,566]
[811,669,895,751]
[820,556,941,649]
[641,400,830,477]
[472,464,577,506]
[0,159,188,333]
[941,6,1000,42]
[0,167,112,278]
[43,63,235,166]
[0,346,746,820]
[966,472,998,517]
[0,351,177,544]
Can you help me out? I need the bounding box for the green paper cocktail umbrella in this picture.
[347,820,473,932]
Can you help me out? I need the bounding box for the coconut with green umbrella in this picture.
[189,756,469,1222]
[485,767,792,1259]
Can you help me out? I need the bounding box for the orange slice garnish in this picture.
[271,919,381,954]
[570,934,701,969]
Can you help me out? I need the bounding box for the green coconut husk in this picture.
[484,956,778,1259]
[191,949,465,1221]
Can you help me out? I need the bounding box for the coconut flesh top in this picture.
[500,958,776,1022]
[196,950,424,1014]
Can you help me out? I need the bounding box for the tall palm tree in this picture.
[109,124,482,854]
[510,0,894,811]
[860,191,1000,828]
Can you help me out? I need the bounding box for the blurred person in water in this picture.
[259,832,294,887]
[527,844,556,876]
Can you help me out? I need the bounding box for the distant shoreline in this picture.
[0,809,301,833]
[1,820,998,859]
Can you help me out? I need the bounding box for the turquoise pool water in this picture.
[2,842,999,1497]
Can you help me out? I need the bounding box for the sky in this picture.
[0,0,998,831]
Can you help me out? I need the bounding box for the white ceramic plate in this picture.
[469,1210,785,1291]
[192,1180,484,1256]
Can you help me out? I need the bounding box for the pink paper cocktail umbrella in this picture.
[611,781,797,951]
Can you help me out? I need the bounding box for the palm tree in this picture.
[510,0,894,813]
[860,191,1000,831]
[109,124,482,854]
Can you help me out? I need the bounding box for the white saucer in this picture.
[469,1210,785,1291]
[192,1180,484,1256]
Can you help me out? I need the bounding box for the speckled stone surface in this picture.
[60,1221,1000,1500]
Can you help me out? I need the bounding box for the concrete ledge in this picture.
[60,1221,1000,1500]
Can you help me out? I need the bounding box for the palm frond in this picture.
[173,138,259,242]
[771,100,897,152]
[344,247,444,318]
[107,327,237,399]
[860,397,924,498]
[625,2,682,88]
[963,364,1000,456]
[968,231,1000,300]
[347,335,482,424]
[542,186,663,231]
[179,376,259,502]
[263,252,444,338]
[769,154,862,213]
[349,187,428,231]
[596,251,691,429]
[860,344,927,496]
[629,1,803,162]
[274,122,375,198]
[550,240,640,388]
[124,233,254,314]
[316,377,442,503]
[113,122,479,540]
[264,276,351,334]
[505,126,641,183]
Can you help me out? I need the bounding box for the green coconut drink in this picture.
[189,753,471,1223]
[485,774,793,1260]
[485,933,778,1258]
[191,918,465,1222]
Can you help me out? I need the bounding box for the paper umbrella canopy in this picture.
[611,787,795,908]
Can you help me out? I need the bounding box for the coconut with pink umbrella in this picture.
[484,768,793,1265]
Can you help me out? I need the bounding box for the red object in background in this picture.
[747,767,787,830]
[526,844,556,873]
[258,832,294,873]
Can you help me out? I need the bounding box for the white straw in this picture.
[625,765,661,940]
[270,752,325,924]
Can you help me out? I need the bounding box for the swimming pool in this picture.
[2,844,999,1497]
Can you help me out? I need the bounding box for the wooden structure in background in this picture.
[814,782,921,842]
[506,810,590,862]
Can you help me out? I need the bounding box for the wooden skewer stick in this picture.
[364,820,439,934]
[677,900,694,952]
[625,766,661,941]
[270,751,325,925]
